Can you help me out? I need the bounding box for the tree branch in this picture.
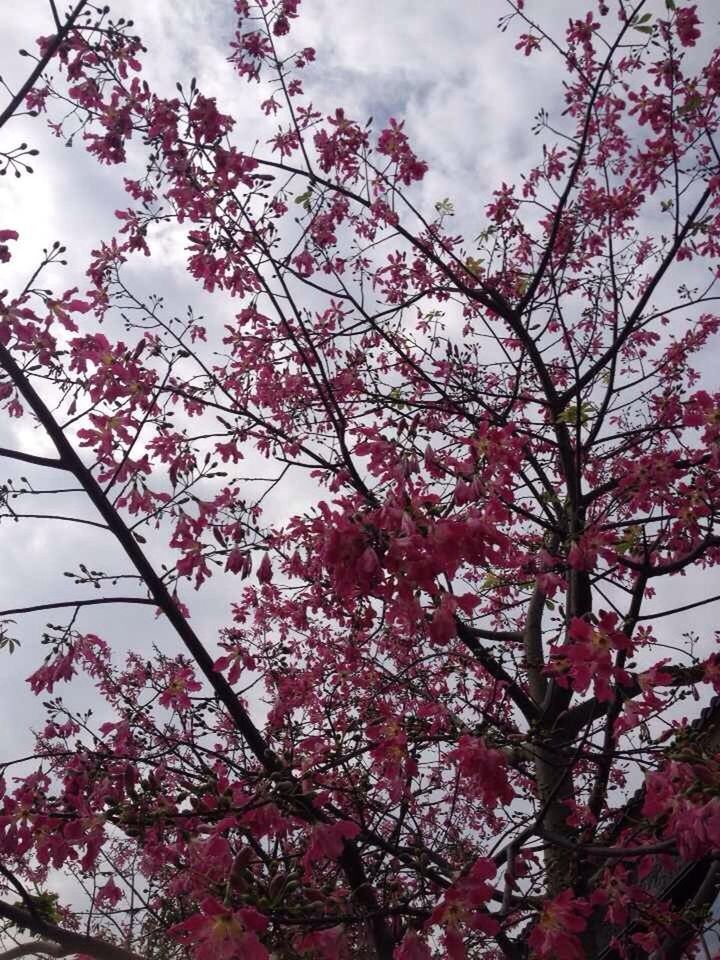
[523,583,547,704]
[0,901,141,960]
[0,597,157,617]
[538,828,676,859]
[0,447,68,471]
[0,1,89,132]
[562,662,706,740]
[0,942,67,959]
[456,619,539,721]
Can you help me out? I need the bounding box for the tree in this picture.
[1,0,720,957]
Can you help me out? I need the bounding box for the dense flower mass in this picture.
[1,1,720,959]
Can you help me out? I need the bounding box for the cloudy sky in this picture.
[0,1,585,918]
[0,0,569,738]
[0,5,720,944]
[0,0,718,773]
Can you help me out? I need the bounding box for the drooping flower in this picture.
[528,890,591,959]
[170,898,268,960]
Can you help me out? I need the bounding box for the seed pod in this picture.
[268,872,286,900]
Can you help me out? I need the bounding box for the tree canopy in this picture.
[1,1,720,958]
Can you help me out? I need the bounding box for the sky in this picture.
[0,0,581,919]
[0,0,575,745]
[1,0,719,845]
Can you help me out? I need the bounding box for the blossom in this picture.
[226,547,252,577]
[170,898,268,960]
[159,665,202,710]
[567,12,599,51]
[549,611,632,701]
[567,528,616,571]
[303,820,360,867]
[675,5,701,47]
[448,735,514,809]
[377,119,428,183]
[394,933,432,959]
[367,716,415,800]
[256,552,274,583]
[293,249,315,276]
[515,33,541,56]
[429,601,456,644]
[527,890,591,959]
[96,877,123,907]
[430,859,499,958]
[188,94,233,143]
[0,229,19,263]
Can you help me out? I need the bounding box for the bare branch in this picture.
[0,900,143,960]
[0,1,89,132]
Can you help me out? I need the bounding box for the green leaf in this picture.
[616,525,641,555]
[464,256,484,278]
[294,188,313,211]
[678,93,702,116]
[13,892,60,931]
[557,402,595,425]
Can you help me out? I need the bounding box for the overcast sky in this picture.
[0,0,565,735]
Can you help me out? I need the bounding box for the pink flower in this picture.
[0,229,19,263]
[170,898,268,960]
[159,665,202,710]
[226,547,252,578]
[448,735,514,808]
[27,650,77,694]
[528,890,591,959]
[549,611,632,701]
[430,859,499,957]
[293,249,315,276]
[429,603,456,644]
[377,119,428,183]
[394,933,432,959]
[96,877,123,907]
[256,552,273,584]
[675,5,701,47]
[515,33,541,56]
[303,820,360,866]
